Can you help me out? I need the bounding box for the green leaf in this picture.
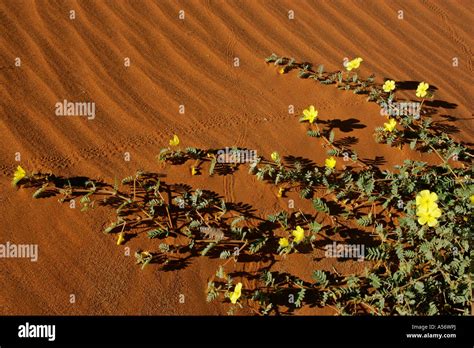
[309,221,323,233]
[312,198,330,214]
[219,250,231,259]
[317,64,324,77]
[209,157,217,176]
[274,57,284,65]
[201,242,216,256]
[265,53,278,63]
[368,273,381,288]
[298,70,311,79]
[307,130,320,137]
[32,184,48,199]
[329,130,335,143]
[357,215,372,227]
[147,228,169,239]
[159,243,170,253]
[312,270,328,287]
[366,246,387,260]
[295,288,306,308]
[327,148,339,157]
[249,237,268,254]
[103,220,123,234]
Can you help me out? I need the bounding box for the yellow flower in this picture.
[416,190,438,209]
[325,156,336,169]
[383,118,397,132]
[278,67,286,74]
[12,165,26,186]
[301,105,318,124]
[416,204,442,227]
[169,134,180,147]
[116,232,125,245]
[346,57,363,71]
[470,195,474,205]
[382,80,396,93]
[279,237,289,248]
[271,151,280,162]
[292,226,305,243]
[229,282,242,304]
[416,82,429,98]
[191,166,198,175]
[277,187,284,198]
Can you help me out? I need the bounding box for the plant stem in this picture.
[315,123,369,169]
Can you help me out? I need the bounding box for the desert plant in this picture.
[13,54,473,316]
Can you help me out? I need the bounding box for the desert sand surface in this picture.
[0,0,472,315]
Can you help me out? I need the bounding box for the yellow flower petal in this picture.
[277,187,284,198]
[382,80,396,93]
[116,232,125,245]
[292,226,305,243]
[279,237,289,248]
[383,118,397,132]
[346,57,363,71]
[12,165,26,186]
[230,282,242,304]
[416,190,438,208]
[416,201,442,228]
[169,134,180,147]
[417,216,427,225]
[416,90,427,98]
[431,206,442,218]
[325,157,336,169]
[416,82,429,98]
[302,105,318,124]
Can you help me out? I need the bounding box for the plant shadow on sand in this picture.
[320,118,366,133]
[21,171,383,283]
[15,65,472,314]
[398,82,473,139]
[393,80,439,92]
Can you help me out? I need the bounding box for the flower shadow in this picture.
[320,118,366,133]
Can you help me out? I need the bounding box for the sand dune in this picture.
[0,0,472,314]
